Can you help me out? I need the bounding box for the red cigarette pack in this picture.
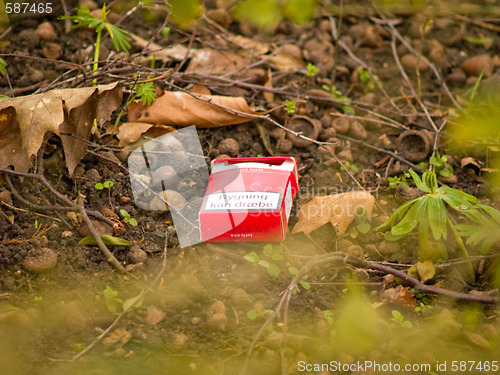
[199,157,299,242]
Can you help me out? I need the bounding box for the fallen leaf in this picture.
[464,331,491,349]
[381,285,417,309]
[225,34,269,55]
[134,91,255,128]
[408,261,436,283]
[116,122,175,148]
[255,122,274,156]
[103,327,132,346]
[0,83,122,174]
[263,69,274,103]
[145,305,166,325]
[186,48,249,75]
[292,190,375,236]
[268,44,305,71]
[79,234,132,246]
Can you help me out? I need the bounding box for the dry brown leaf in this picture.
[117,122,175,147]
[268,44,305,72]
[226,34,269,55]
[134,91,255,128]
[0,82,122,174]
[130,33,193,61]
[186,48,249,75]
[145,305,166,325]
[292,190,375,236]
[263,69,274,103]
[381,285,417,309]
[102,327,132,346]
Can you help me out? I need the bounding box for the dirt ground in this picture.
[1,1,500,374]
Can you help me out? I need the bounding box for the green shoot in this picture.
[0,58,7,76]
[340,161,359,173]
[96,285,123,313]
[95,180,114,190]
[285,99,296,114]
[120,209,138,226]
[306,62,319,76]
[391,310,412,328]
[356,67,382,92]
[244,244,283,278]
[113,82,157,131]
[388,172,410,189]
[322,84,355,114]
[60,5,131,84]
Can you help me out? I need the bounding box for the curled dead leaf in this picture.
[134,91,255,128]
[0,82,122,174]
[381,285,417,309]
[117,122,175,148]
[102,327,132,347]
[292,190,375,236]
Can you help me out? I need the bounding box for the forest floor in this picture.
[1,1,500,374]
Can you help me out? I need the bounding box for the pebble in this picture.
[378,240,400,256]
[428,39,445,64]
[207,313,227,331]
[277,139,293,153]
[152,165,180,190]
[23,247,57,273]
[446,68,467,86]
[400,54,429,71]
[230,288,253,307]
[337,149,354,163]
[78,219,112,237]
[218,138,240,157]
[346,244,364,258]
[19,29,39,49]
[35,22,57,42]
[461,54,494,77]
[149,190,186,211]
[319,127,337,141]
[0,189,12,205]
[86,168,101,183]
[348,120,367,140]
[331,117,350,134]
[129,245,148,264]
[42,43,62,60]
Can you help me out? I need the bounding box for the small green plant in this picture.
[288,266,311,294]
[321,84,355,114]
[414,301,434,313]
[375,169,478,277]
[247,307,274,320]
[340,161,359,173]
[120,209,138,226]
[306,62,319,76]
[356,67,382,92]
[285,99,296,114]
[33,296,43,302]
[391,310,413,328]
[244,243,282,278]
[96,285,123,313]
[388,172,410,189]
[417,152,454,178]
[60,5,131,83]
[114,82,157,129]
[95,180,114,190]
[0,58,7,76]
[456,204,500,255]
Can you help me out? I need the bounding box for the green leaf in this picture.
[106,23,131,54]
[0,58,7,76]
[262,243,273,258]
[103,180,114,188]
[79,234,132,246]
[289,266,299,275]
[427,196,447,240]
[247,309,258,320]
[391,197,427,236]
[244,251,260,263]
[281,0,317,24]
[137,82,157,106]
[233,0,281,29]
[299,280,311,290]
[120,209,130,219]
[95,183,104,190]
[439,168,451,178]
[128,218,138,226]
[357,223,371,234]
[409,169,431,193]
[123,291,144,312]
[266,263,280,278]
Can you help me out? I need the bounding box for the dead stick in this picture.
[77,196,125,272]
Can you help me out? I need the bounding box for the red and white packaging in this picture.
[199,157,299,242]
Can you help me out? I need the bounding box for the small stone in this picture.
[400,54,429,71]
[149,190,186,211]
[270,128,286,140]
[331,117,350,134]
[319,127,337,141]
[428,39,445,64]
[61,230,73,238]
[101,207,119,220]
[209,300,227,315]
[378,240,400,256]
[78,220,112,237]
[152,165,180,190]
[230,288,253,307]
[214,154,231,160]
[129,245,147,264]
[170,332,189,350]
[438,173,458,184]
[348,120,367,140]
[277,139,293,153]
[461,54,494,77]
[23,247,57,273]
[42,43,62,60]
[27,68,44,82]
[446,68,467,86]
[346,244,364,258]
[207,312,227,331]
[86,168,101,183]
[36,22,57,41]
[218,138,240,157]
[337,149,353,163]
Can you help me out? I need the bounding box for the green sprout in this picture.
[340,161,359,173]
[375,169,478,278]
[120,209,138,226]
[95,180,114,190]
[388,172,410,189]
[285,99,296,114]
[321,84,355,114]
[0,58,7,76]
[288,266,311,294]
[391,310,412,328]
[113,81,157,131]
[244,244,283,278]
[306,62,319,76]
[356,67,382,92]
[417,152,454,178]
[60,5,131,84]
[96,285,123,313]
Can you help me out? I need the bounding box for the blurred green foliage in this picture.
[168,0,202,28]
